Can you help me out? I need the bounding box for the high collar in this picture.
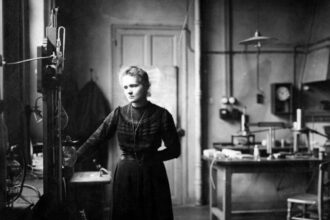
[131,100,150,109]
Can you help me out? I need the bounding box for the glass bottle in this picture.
[253,145,260,161]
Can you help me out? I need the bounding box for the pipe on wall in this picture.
[224,0,233,97]
[194,0,202,205]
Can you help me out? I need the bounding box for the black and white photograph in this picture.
[0,0,330,220]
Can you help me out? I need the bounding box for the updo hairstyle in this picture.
[119,66,151,96]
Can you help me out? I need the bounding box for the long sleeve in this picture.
[157,109,181,161]
[77,107,119,159]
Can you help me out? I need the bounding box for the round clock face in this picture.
[276,86,290,101]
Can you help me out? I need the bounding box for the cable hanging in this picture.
[3,54,55,66]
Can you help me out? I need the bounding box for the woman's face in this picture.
[121,75,148,106]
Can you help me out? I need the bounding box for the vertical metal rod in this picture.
[0,0,6,209]
[224,0,233,97]
[57,87,62,202]
[194,0,202,205]
[256,47,262,93]
[267,127,273,155]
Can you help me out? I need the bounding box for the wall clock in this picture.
[271,83,293,115]
[276,86,291,101]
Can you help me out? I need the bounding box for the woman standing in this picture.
[76,66,181,220]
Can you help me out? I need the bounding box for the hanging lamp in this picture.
[239,30,277,104]
[239,30,276,48]
[238,0,278,104]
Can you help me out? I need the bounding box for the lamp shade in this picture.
[239,30,276,47]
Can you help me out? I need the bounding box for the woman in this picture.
[76,66,181,220]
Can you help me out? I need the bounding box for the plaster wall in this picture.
[28,0,44,142]
[308,0,330,42]
[302,0,330,146]
[203,0,315,148]
[60,0,188,99]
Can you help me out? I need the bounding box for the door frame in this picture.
[110,23,189,205]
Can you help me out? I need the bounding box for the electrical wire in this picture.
[209,156,217,189]
[178,0,194,47]
[4,54,54,66]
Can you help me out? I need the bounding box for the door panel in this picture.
[122,34,146,65]
[112,25,182,204]
[143,66,179,201]
[151,35,176,66]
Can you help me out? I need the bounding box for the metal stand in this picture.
[40,8,66,205]
[267,127,275,155]
[292,128,310,153]
[248,122,287,155]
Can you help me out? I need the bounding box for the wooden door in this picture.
[111,25,183,205]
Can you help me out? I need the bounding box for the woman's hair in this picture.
[119,66,151,91]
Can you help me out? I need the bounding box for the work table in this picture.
[204,155,322,220]
[212,143,308,155]
[205,156,320,166]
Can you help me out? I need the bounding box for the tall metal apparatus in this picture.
[37,8,66,204]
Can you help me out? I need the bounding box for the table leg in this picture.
[209,165,217,220]
[222,168,232,220]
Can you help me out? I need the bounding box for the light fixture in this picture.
[239,30,277,104]
[239,30,276,48]
[238,0,278,104]
[228,97,237,105]
[221,96,229,104]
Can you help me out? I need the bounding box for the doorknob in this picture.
[177,128,185,138]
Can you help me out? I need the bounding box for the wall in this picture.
[58,0,187,98]
[308,0,330,42]
[203,0,314,148]
[3,0,26,145]
[28,0,45,142]
[301,0,330,146]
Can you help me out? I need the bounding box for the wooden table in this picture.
[70,171,111,184]
[69,171,111,219]
[205,156,321,220]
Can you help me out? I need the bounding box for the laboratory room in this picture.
[1,0,330,220]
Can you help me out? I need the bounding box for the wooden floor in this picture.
[173,205,209,220]
[1,205,209,220]
[1,205,289,220]
[2,174,209,220]
[1,177,286,220]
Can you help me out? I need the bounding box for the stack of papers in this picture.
[221,149,254,159]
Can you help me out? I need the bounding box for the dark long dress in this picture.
[77,101,181,220]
